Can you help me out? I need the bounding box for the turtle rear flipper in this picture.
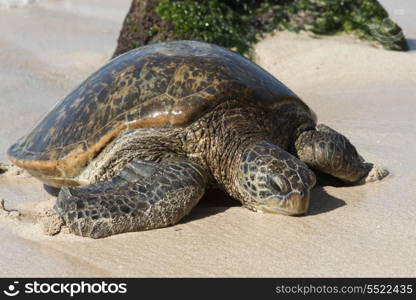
[55,158,207,238]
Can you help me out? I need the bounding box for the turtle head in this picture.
[236,141,316,215]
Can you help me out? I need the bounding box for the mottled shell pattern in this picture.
[8,40,313,183]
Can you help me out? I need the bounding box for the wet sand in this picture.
[0,0,415,277]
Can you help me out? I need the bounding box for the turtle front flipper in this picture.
[55,158,207,238]
[294,124,388,183]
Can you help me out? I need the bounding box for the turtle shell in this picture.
[8,40,315,186]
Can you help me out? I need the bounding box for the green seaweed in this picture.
[154,0,408,56]
[155,0,256,54]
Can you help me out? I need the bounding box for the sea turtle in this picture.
[8,40,387,238]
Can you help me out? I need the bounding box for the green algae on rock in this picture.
[113,0,408,58]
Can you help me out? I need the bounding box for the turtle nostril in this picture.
[299,190,304,197]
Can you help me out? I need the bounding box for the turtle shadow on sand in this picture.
[180,189,240,224]
[43,183,344,225]
[181,184,346,224]
[308,185,346,216]
[43,185,61,197]
[405,39,416,51]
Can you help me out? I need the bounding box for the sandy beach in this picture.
[0,0,415,277]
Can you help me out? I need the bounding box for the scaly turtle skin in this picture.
[8,41,387,238]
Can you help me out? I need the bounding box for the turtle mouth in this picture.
[257,190,310,216]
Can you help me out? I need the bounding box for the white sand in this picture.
[0,0,415,277]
